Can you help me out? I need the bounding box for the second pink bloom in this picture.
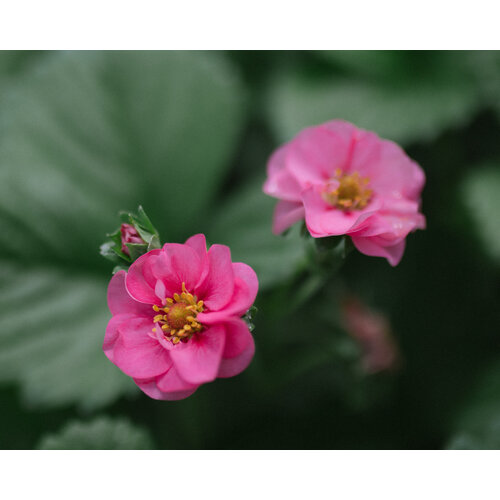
[263,120,426,266]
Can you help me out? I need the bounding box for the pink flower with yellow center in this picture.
[263,120,426,266]
[103,234,258,400]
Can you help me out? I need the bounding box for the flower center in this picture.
[322,169,372,210]
[152,283,204,344]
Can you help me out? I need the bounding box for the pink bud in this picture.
[120,224,144,256]
[341,296,400,374]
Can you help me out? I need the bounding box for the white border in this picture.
[0,1,499,49]
[1,450,499,499]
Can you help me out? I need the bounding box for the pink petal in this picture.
[159,243,204,294]
[169,325,225,384]
[272,200,305,235]
[350,132,425,200]
[184,234,209,288]
[222,318,253,359]
[287,121,356,185]
[218,338,255,378]
[113,317,172,379]
[263,144,302,201]
[185,233,207,259]
[134,378,198,401]
[199,244,235,311]
[149,252,176,298]
[302,186,380,237]
[103,313,136,363]
[126,249,162,305]
[197,263,258,325]
[351,236,406,267]
[108,271,153,316]
[349,212,425,239]
[157,364,199,393]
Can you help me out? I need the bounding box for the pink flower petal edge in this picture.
[263,119,426,266]
[103,234,259,401]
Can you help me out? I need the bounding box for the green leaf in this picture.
[208,175,307,290]
[267,55,479,145]
[37,416,154,449]
[0,51,246,409]
[0,260,137,410]
[315,50,409,80]
[462,51,500,117]
[462,164,500,264]
[0,51,245,267]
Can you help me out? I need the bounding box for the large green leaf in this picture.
[462,164,500,264]
[267,53,479,145]
[0,51,245,266]
[0,261,136,409]
[208,176,306,290]
[37,416,154,449]
[0,51,246,409]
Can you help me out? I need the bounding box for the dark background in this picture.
[1,51,500,449]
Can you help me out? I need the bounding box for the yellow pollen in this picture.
[322,169,372,211]
[151,282,205,344]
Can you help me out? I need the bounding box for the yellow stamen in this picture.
[322,170,372,211]
[151,281,205,345]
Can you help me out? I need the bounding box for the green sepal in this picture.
[120,205,161,251]
[125,242,149,262]
[99,230,131,264]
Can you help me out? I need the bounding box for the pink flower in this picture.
[120,223,144,256]
[340,296,400,374]
[263,120,426,266]
[103,234,258,400]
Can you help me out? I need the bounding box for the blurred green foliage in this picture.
[37,416,154,449]
[1,50,500,449]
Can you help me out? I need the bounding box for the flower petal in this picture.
[113,317,172,378]
[302,186,380,237]
[126,249,162,304]
[263,144,302,201]
[287,121,356,185]
[200,244,235,311]
[222,318,253,359]
[350,132,425,200]
[134,378,198,401]
[197,263,258,325]
[217,338,255,378]
[272,200,305,235]
[108,271,153,316]
[158,243,204,294]
[157,364,199,393]
[169,325,225,384]
[351,236,406,267]
[185,233,207,259]
[103,313,136,363]
[184,233,209,288]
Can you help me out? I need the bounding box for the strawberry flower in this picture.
[103,234,258,400]
[263,120,426,266]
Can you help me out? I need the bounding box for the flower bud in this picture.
[120,223,145,256]
[100,206,161,272]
